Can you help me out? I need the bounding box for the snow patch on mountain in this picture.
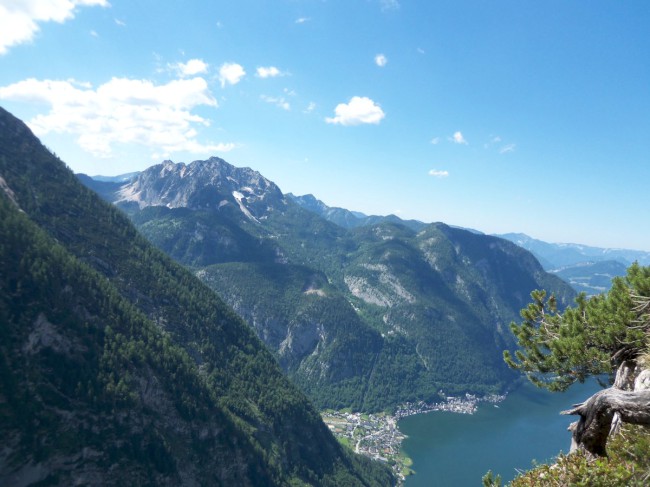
[232,191,259,222]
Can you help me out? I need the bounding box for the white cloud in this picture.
[428,169,449,178]
[153,140,236,160]
[380,0,400,11]
[0,76,235,158]
[484,135,501,149]
[114,18,126,27]
[304,101,316,113]
[256,66,285,78]
[500,143,516,154]
[218,62,246,88]
[172,59,209,77]
[375,54,388,67]
[325,96,385,126]
[295,17,310,24]
[430,136,440,145]
[90,29,98,37]
[0,0,109,55]
[451,131,468,145]
[261,95,290,111]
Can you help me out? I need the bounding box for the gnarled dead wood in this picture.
[562,388,650,457]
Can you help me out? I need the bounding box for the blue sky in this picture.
[1,1,649,250]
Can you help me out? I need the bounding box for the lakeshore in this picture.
[395,392,507,419]
[399,380,602,486]
[321,393,506,483]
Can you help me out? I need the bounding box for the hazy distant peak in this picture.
[496,233,650,270]
[90,172,140,183]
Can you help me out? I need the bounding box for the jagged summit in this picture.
[116,157,286,220]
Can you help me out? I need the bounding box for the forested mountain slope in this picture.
[286,193,427,232]
[85,156,576,412]
[0,107,393,486]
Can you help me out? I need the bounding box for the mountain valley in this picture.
[79,157,576,412]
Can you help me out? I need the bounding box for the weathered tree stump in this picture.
[562,387,650,457]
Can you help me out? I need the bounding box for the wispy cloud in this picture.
[484,135,515,153]
[114,18,126,27]
[261,95,290,111]
[171,59,209,77]
[295,17,311,24]
[428,169,449,178]
[375,54,388,67]
[325,96,385,126]
[304,102,316,114]
[0,0,109,55]
[380,0,400,11]
[430,136,440,145]
[450,131,468,145]
[256,66,286,78]
[218,62,246,88]
[0,76,234,159]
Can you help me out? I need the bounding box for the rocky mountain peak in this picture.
[116,157,286,220]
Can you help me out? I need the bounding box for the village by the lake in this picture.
[321,392,507,482]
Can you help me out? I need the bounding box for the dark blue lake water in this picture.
[399,380,600,486]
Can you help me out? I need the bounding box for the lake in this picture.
[399,380,601,486]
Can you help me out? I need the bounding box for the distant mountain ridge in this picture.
[550,260,629,295]
[286,193,428,232]
[283,193,647,296]
[496,233,650,294]
[81,158,576,412]
[497,232,650,268]
[92,172,139,183]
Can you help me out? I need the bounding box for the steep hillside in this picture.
[287,193,427,232]
[89,157,576,412]
[0,107,393,486]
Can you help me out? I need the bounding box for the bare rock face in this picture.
[23,313,74,355]
[0,174,20,209]
[116,158,287,220]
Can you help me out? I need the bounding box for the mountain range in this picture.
[78,157,576,413]
[495,233,650,295]
[283,194,648,296]
[0,107,392,485]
